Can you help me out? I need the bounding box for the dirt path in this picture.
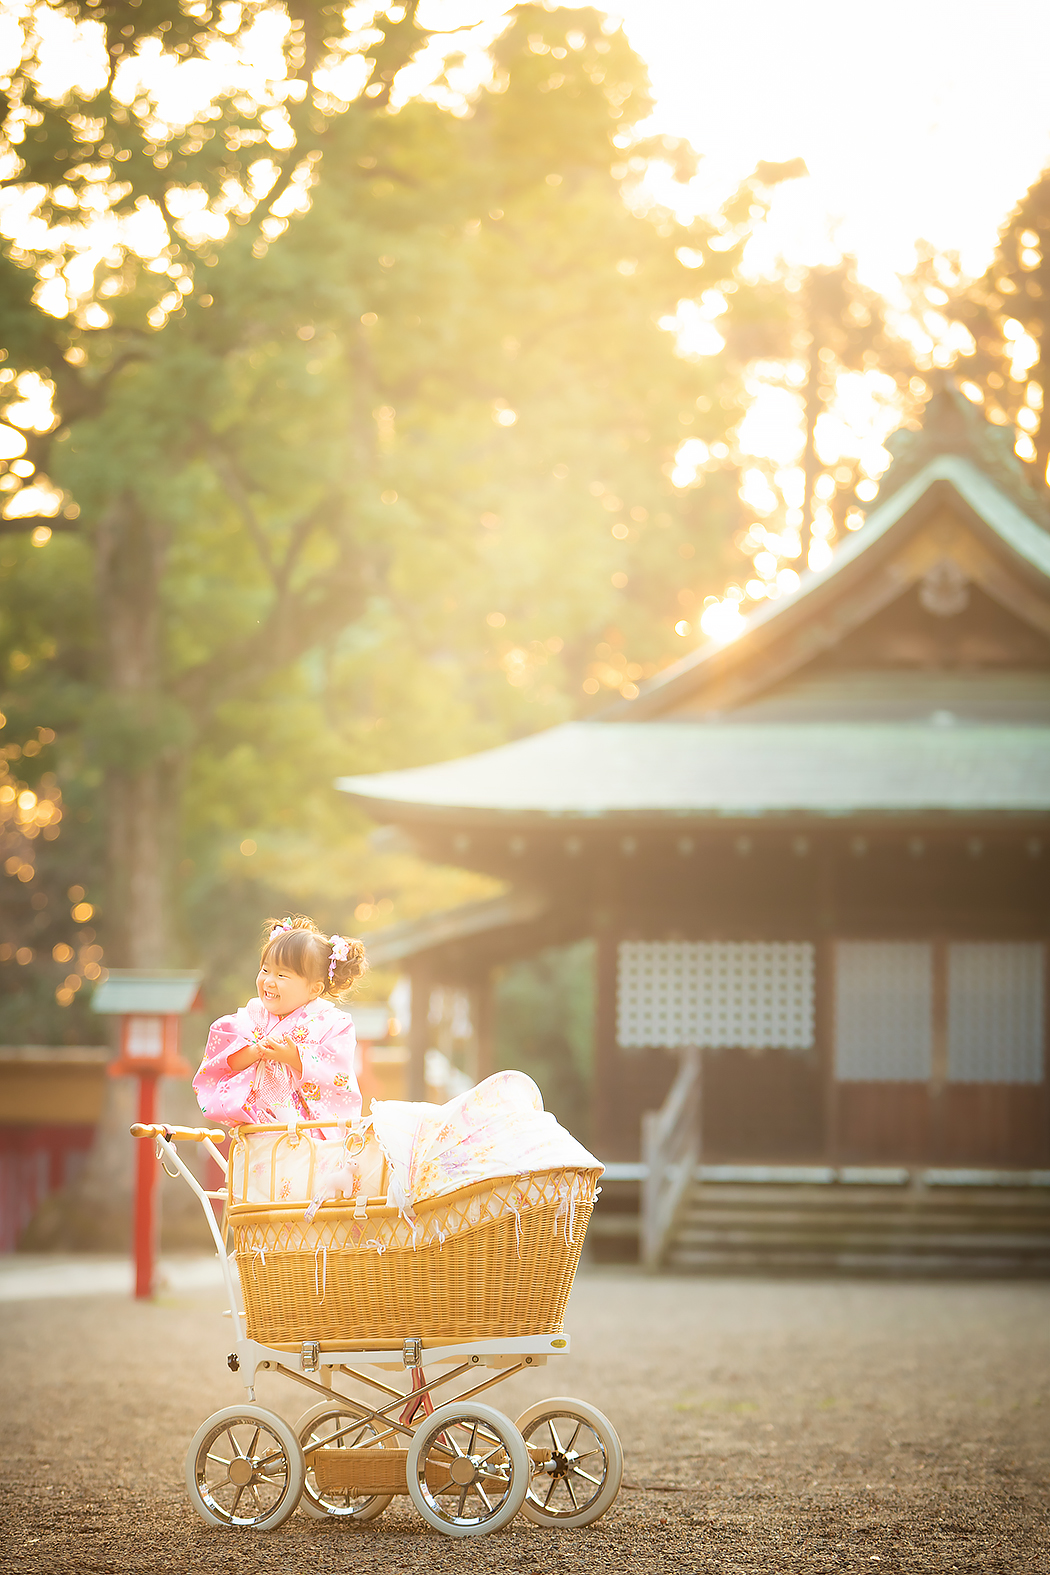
[1,1268,1047,1574]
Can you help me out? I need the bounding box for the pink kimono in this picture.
[193,997,362,1127]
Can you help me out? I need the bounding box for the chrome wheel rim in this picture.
[414,1413,517,1528]
[192,1417,295,1527]
[521,1411,609,1520]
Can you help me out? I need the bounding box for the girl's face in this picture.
[257,956,323,1018]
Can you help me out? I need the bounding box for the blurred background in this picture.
[1,0,1049,1249]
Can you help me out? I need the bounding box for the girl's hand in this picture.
[226,1041,263,1073]
[258,1034,290,1060]
[227,1035,302,1077]
[257,1035,303,1078]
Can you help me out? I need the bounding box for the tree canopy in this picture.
[940,168,1049,489]
[0,1,804,1033]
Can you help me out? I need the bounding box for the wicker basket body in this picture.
[231,1167,599,1346]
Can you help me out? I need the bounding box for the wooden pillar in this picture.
[471,972,496,1083]
[592,923,621,1158]
[132,1075,159,1299]
[930,936,948,1162]
[817,838,838,1164]
[407,962,431,1102]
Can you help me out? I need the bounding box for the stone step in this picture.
[666,1246,1050,1276]
[672,1225,1050,1253]
[679,1210,1049,1230]
[590,1177,1050,1271]
[664,1183,1050,1275]
[680,1183,1050,1212]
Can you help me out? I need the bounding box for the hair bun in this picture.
[326,933,367,995]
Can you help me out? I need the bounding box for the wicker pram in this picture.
[226,1121,600,1346]
[132,1118,620,1539]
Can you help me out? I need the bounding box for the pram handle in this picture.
[131,1122,227,1143]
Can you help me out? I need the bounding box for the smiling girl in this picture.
[192,915,366,1127]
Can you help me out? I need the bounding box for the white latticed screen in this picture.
[947,942,1045,1084]
[834,941,932,1082]
[616,941,814,1050]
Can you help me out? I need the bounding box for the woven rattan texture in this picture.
[312,1448,410,1493]
[232,1168,597,1344]
[310,1449,509,1494]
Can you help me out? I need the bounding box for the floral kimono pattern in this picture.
[192,996,362,1127]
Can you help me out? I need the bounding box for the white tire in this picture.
[515,1397,623,1526]
[185,1404,305,1530]
[296,1401,393,1522]
[406,1400,529,1538]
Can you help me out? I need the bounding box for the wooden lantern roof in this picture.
[91,970,204,1016]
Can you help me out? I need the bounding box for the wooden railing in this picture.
[640,1047,701,1270]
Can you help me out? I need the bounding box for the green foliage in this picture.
[940,169,1050,489]
[0,1,803,1024]
[493,940,595,1142]
[0,528,104,1042]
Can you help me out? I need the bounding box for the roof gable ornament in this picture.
[918,558,970,618]
[881,377,1050,527]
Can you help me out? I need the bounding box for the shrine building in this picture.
[338,387,1050,1190]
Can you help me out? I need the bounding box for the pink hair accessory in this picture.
[328,935,351,981]
[269,919,293,938]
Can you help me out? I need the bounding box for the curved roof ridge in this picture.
[601,452,1050,722]
[336,720,1050,821]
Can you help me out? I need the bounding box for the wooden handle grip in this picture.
[130,1123,226,1143]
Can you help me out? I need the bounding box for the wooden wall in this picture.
[589,832,1049,1166]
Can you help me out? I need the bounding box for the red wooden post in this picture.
[133,1074,159,1300]
[93,970,202,1303]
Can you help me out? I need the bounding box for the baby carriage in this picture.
[132,1115,622,1538]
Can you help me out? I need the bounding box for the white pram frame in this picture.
[135,1122,624,1539]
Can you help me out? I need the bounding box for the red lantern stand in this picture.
[92,972,203,1299]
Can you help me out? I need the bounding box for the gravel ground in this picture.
[0,1267,1047,1575]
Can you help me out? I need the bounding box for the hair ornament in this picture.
[269,918,293,938]
[328,934,351,981]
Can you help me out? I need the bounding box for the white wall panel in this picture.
[947,942,1045,1084]
[617,941,814,1050]
[834,941,932,1082]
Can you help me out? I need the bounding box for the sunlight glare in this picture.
[699,598,746,643]
[737,384,804,466]
[617,0,1050,289]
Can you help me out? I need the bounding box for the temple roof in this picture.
[338,392,1050,828]
[363,889,546,967]
[601,451,1050,721]
[337,720,1050,822]
[878,381,1050,525]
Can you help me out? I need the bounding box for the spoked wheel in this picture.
[406,1400,529,1538]
[515,1397,623,1527]
[185,1404,305,1530]
[296,1401,393,1522]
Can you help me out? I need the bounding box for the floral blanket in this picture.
[369,1070,602,1215]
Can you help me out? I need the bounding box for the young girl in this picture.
[193,915,366,1127]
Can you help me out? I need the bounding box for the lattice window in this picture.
[616,941,814,1050]
[947,942,1045,1084]
[834,941,932,1082]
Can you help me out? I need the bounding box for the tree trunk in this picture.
[800,333,823,571]
[24,495,201,1251]
[95,492,177,968]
